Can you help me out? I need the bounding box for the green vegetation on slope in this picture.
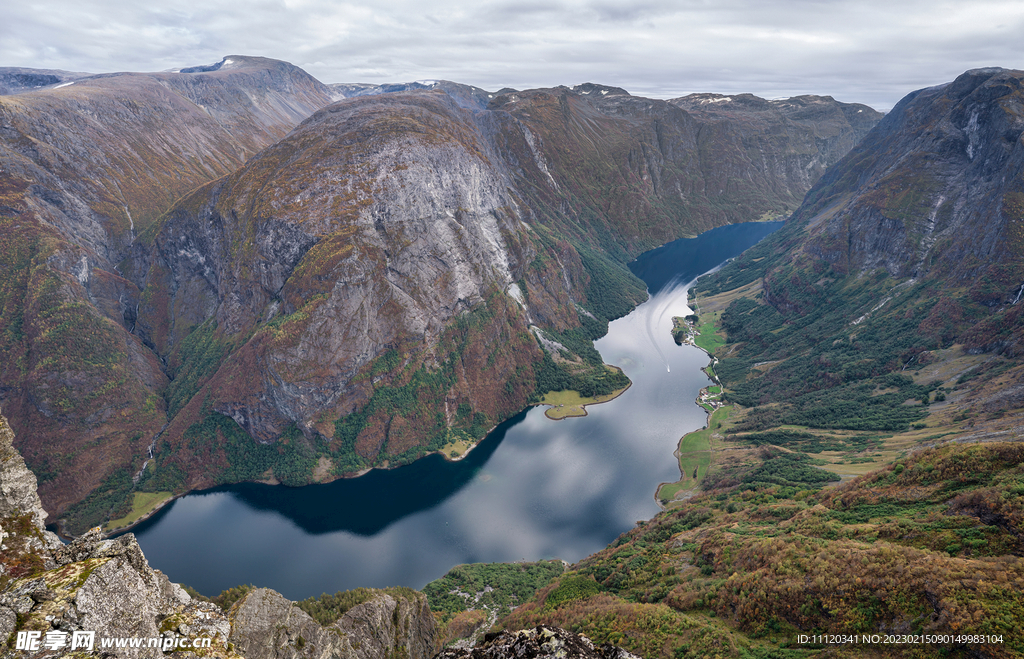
[693,230,993,435]
[498,442,1024,659]
[186,416,318,487]
[61,468,135,535]
[165,319,231,418]
[424,560,566,624]
[332,298,511,473]
[576,245,649,325]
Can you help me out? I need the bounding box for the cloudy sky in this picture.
[4,0,1023,110]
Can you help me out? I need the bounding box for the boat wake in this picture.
[644,276,693,373]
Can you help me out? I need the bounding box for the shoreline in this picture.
[654,289,724,510]
[534,376,632,421]
[102,491,179,536]
[101,371,632,537]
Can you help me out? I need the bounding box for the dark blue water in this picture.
[629,221,784,295]
[130,221,783,599]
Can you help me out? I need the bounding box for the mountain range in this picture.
[0,56,881,532]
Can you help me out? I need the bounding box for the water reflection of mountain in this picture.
[133,412,523,538]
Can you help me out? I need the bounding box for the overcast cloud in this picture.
[3,0,1023,109]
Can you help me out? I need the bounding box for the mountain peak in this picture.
[567,82,630,97]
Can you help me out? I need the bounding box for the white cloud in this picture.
[2,0,1023,109]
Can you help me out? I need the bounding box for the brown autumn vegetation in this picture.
[498,442,1024,659]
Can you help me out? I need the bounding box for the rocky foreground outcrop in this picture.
[436,626,639,659]
[231,588,436,659]
[0,412,436,658]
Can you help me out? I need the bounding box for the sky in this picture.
[3,0,1023,111]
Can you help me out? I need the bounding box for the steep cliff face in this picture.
[487,84,881,254]
[670,92,882,204]
[132,91,576,488]
[0,412,436,659]
[793,68,1024,284]
[0,56,338,523]
[774,67,1024,361]
[0,412,230,657]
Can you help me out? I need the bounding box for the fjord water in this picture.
[131,221,783,599]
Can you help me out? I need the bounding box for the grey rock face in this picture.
[435,626,639,659]
[336,592,436,659]
[137,91,544,445]
[229,588,341,659]
[669,92,883,202]
[0,414,51,530]
[0,55,343,524]
[228,588,437,659]
[796,67,1024,282]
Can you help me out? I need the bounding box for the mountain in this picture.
[688,67,1023,445]
[0,67,89,95]
[331,81,496,111]
[0,56,338,525]
[124,90,578,489]
[794,68,1023,284]
[0,57,882,531]
[669,92,881,201]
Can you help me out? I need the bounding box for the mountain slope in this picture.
[488,85,881,255]
[498,441,1024,658]
[688,67,1023,476]
[0,56,338,525]
[670,92,881,205]
[126,90,614,493]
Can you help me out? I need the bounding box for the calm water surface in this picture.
[131,221,783,599]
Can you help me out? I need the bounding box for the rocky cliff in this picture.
[0,68,88,96]
[484,84,880,254]
[670,92,881,205]
[0,57,883,531]
[231,588,435,659]
[793,67,1024,285]
[436,626,639,659]
[0,412,436,659]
